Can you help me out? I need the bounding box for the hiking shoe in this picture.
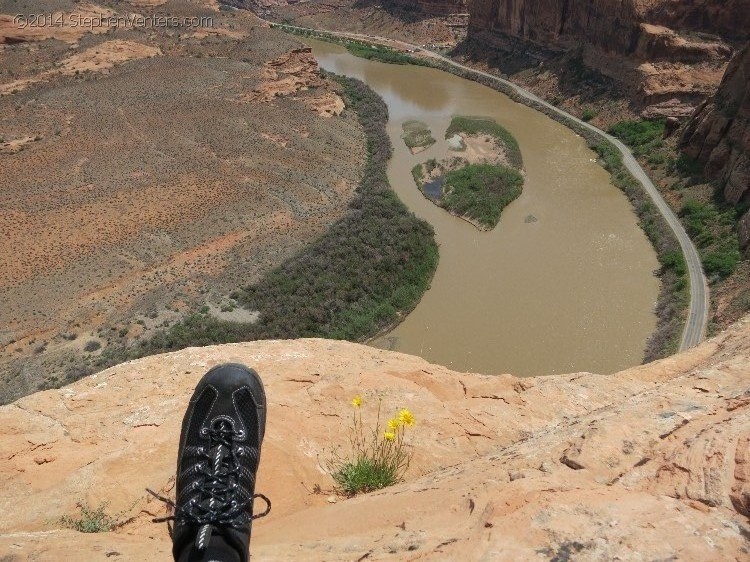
[152,363,269,562]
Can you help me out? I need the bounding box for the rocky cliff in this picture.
[467,0,748,115]
[2,316,750,560]
[388,0,469,16]
[681,43,750,250]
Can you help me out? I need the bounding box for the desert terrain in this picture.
[0,0,366,402]
[1,315,748,559]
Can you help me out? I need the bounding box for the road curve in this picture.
[273,22,709,351]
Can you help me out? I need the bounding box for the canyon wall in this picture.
[387,0,469,16]
[681,43,750,250]
[467,0,750,114]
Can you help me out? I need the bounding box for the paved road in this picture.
[274,23,709,350]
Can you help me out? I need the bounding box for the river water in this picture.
[306,38,660,376]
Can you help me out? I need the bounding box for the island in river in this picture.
[411,116,524,230]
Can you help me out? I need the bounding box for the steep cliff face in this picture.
[467,0,746,114]
[2,318,750,559]
[681,43,750,249]
[388,0,469,16]
[645,0,750,40]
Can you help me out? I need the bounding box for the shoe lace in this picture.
[146,420,270,547]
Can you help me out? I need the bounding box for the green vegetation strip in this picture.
[272,24,432,67]
[446,116,523,169]
[441,164,523,229]
[607,119,742,281]
[91,74,438,372]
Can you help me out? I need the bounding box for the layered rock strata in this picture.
[467,0,747,115]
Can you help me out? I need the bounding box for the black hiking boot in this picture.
[149,363,270,562]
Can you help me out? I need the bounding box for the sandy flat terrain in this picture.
[0,0,366,402]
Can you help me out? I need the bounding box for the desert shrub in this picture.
[581,107,597,122]
[60,502,122,533]
[661,250,687,276]
[83,340,101,352]
[702,248,740,278]
[673,153,705,177]
[327,395,415,496]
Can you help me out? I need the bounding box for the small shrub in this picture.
[581,107,597,122]
[83,340,101,352]
[702,248,740,279]
[674,153,704,178]
[327,395,415,496]
[647,152,666,166]
[60,502,120,533]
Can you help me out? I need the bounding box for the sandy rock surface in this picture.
[1,316,750,560]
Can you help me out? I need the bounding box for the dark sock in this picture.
[178,534,242,562]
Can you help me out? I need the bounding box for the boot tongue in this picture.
[176,526,242,562]
[195,523,213,550]
[217,525,251,562]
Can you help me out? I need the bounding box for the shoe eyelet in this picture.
[200,427,208,436]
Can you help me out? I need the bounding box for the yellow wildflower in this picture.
[383,431,395,441]
[398,408,415,427]
[351,395,363,408]
[387,417,401,431]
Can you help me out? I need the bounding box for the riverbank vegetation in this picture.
[88,75,438,373]
[271,24,432,67]
[607,119,742,282]
[589,139,688,358]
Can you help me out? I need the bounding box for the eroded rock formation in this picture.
[388,0,469,16]
[467,0,748,115]
[681,43,750,249]
[1,316,750,559]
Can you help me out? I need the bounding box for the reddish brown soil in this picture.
[0,1,366,401]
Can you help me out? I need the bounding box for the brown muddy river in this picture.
[306,38,660,376]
